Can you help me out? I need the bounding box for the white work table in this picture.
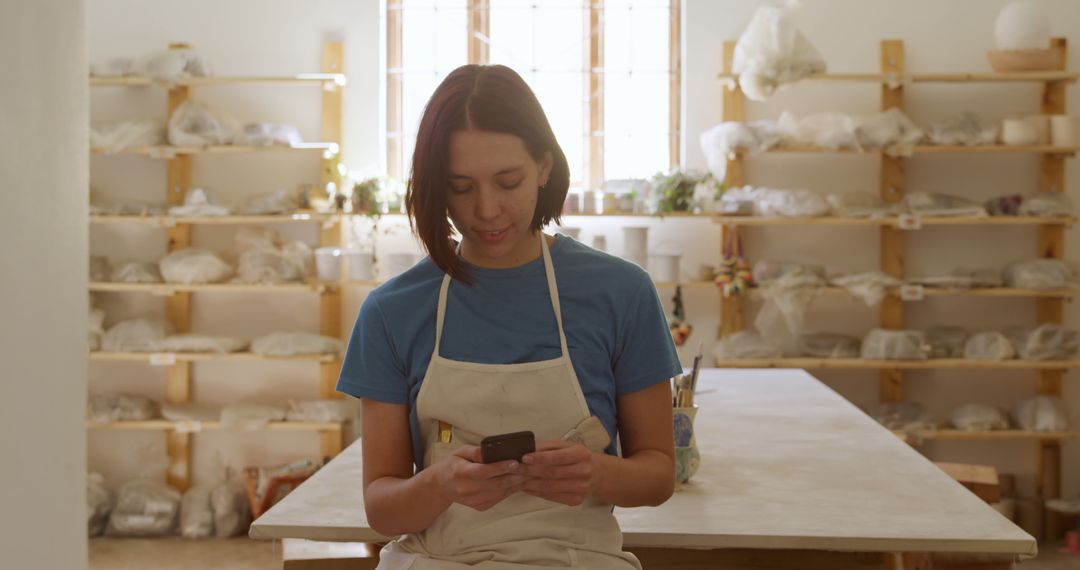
[251,369,1035,568]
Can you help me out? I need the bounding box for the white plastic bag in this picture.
[874,402,936,431]
[241,188,299,215]
[101,318,170,352]
[779,112,859,150]
[700,120,786,181]
[830,272,902,307]
[825,193,903,219]
[1019,193,1073,217]
[1003,259,1074,289]
[713,331,781,360]
[210,480,251,538]
[951,404,1009,431]
[233,245,312,285]
[963,331,1016,361]
[855,109,926,151]
[220,403,287,430]
[90,119,167,153]
[1007,324,1080,360]
[286,400,351,423]
[168,100,239,147]
[158,335,249,354]
[137,48,212,80]
[106,480,181,537]
[88,472,114,537]
[88,392,161,423]
[732,5,826,101]
[861,329,928,360]
[89,306,106,351]
[787,333,861,358]
[742,186,831,218]
[905,192,988,218]
[180,485,214,539]
[110,261,163,284]
[159,249,233,284]
[90,255,111,282]
[926,326,969,358]
[233,123,302,147]
[168,188,231,217]
[1013,395,1069,431]
[925,112,999,146]
[251,332,344,357]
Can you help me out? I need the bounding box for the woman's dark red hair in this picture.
[406,64,570,283]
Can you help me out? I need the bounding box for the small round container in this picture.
[1002,118,1039,146]
[649,249,681,283]
[1050,115,1076,147]
[314,248,343,281]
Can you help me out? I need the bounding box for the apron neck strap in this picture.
[434,234,570,357]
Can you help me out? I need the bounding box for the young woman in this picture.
[338,64,680,569]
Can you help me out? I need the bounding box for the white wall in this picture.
[0,0,88,567]
[683,0,1080,500]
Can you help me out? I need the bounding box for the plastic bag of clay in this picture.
[830,271,902,307]
[90,119,167,153]
[855,109,926,151]
[1019,192,1073,217]
[179,485,214,539]
[136,48,212,80]
[90,255,111,282]
[232,244,312,285]
[87,472,113,537]
[97,201,170,217]
[777,112,859,150]
[925,326,969,358]
[752,260,826,284]
[168,100,239,147]
[210,480,251,538]
[788,333,861,358]
[89,306,106,351]
[110,261,163,284]
[861,329,928,360]
[905,192,988,218]
[950,404,1009,431]
[1003,259,1074,289]
[168,188,231,217]
[88,392,161,423]
[158,334,249,354]
[106,480,181,537]
[825,193,903,219]
[1006,324,1080,360]
[220,403,286,430]
[713,330,781,360]
[233,123,302,147]
[101,318,170,352]
[963,332,1016,361]
[700,120,785,181]
[1013,395,1069,432]
[159,249,233,284]
[732,5,825,101]
[286,400,351,423]
[925,112,999,146]
[240,188,299,215]
[251,332,344,356]
[755,273,824,337]
[874,401,936,431]
[747,186,831,218]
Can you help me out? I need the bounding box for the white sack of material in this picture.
[159,249,233,284]
[732,5,826,101]
[251,332,344,357]
[100,318,170,353]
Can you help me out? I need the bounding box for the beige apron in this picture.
[376,237,640,570]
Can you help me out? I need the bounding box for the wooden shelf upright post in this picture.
[164,42,195,492]
[879,40,906,404]
[1037,37,1068,541]
[319,41,345,458]
[720,41,745,338]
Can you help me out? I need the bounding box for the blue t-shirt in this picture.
[336,234,683,470]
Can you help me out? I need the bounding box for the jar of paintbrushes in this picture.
[672,344,703,486]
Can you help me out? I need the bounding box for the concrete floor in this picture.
[88,538,1080,569]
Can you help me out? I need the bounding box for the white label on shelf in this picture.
[148,146,177,160]
[150,286,175,297]
[899,284,924,301]
[175,420,202,434]
[898,214,922,230]
[148,353,176,366]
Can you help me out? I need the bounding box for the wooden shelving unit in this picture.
[717,38,1074,538]
[89,42,348,492]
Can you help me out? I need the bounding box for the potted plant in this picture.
[650,169,723,215]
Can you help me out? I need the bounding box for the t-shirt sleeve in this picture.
[336,294,409,404]
[612,275,684,395]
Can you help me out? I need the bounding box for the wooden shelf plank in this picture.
[90,74,346,87]
[716,71,1080,83]
[894,429,1074,442]
[808,286,1080,298]
[91,143,339,156]
[718,358,1080,370]
[90,213,338,225]
[89,281,335,294]
[86,420,343,431]
[713,215,1076,226]
[743,145,1079,155]
[89,351,338,363]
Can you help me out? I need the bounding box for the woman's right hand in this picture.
[432,445,525,511]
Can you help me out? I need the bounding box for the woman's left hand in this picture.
[521,440,597,506]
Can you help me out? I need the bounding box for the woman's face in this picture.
[446,129,553,269]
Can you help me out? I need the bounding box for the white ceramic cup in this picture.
[1050,115,1076,147]
[1002,118,1039,146]
[314,247,343,281]
[344,250,375,281]
[649,251,681,283]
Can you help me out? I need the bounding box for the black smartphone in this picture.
[480,431,535,464]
